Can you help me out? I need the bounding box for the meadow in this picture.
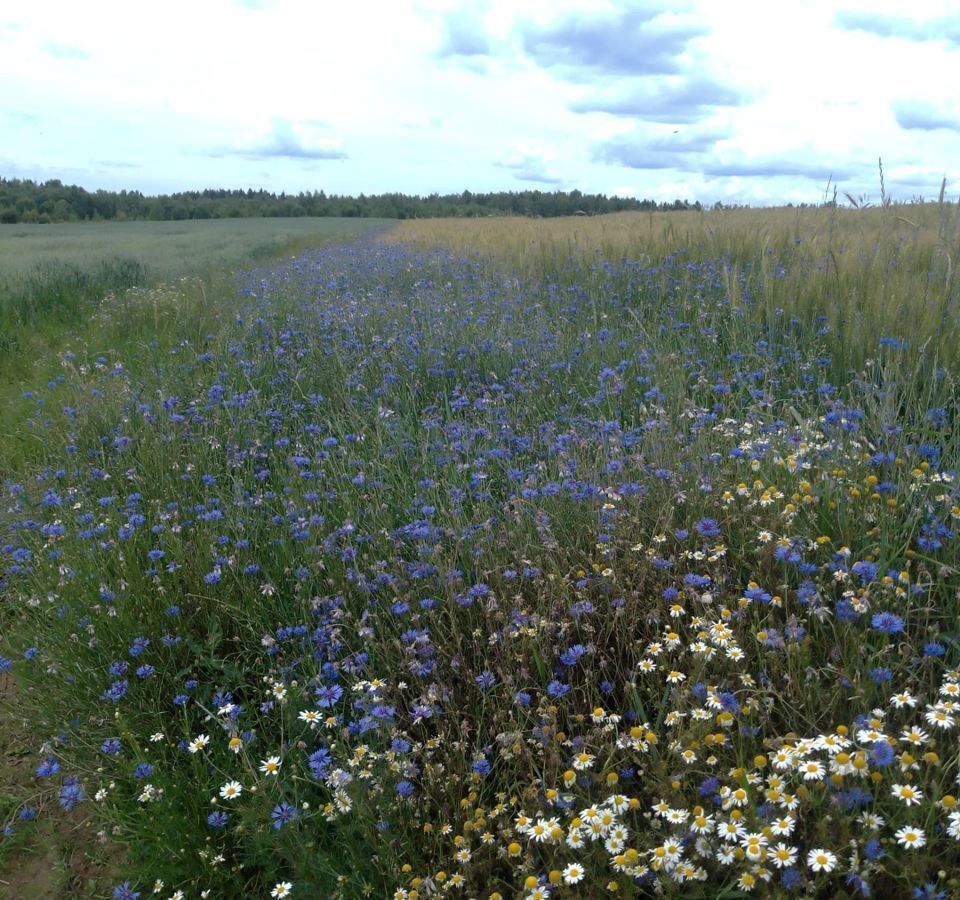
[1,203,959,899]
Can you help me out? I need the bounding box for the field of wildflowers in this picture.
[2,210,960,898]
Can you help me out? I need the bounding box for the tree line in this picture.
[0,178,700,224]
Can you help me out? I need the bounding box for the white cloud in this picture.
[0,0,957,203]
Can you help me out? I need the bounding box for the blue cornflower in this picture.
[113,883,140,900]
[207,811,228,828]
[315,684,343,707]
[851,561,878,584]
[868,741,894,768]
[845,873,871,897]
[923,641,946,657]
[132,763,154,779]
[694,517,721,538]
[396,779,415,798]
[546,679,570,698]
[515,691,531,707]
[698,776,720,798]
[913,883,948,900]
[308,747,333,779]
[471,757,491,776]
[559,644,587,666]
[101,680,129,702]
[780,868,802,890]
[870,612,905,635]
[100,739,123,756]
[474,670,496,689]
[717,692,740,715]
[36,757,60,778]
[863,839,885,860]
[869,667,893,684]
[270,802,299,829]
[58,779,85,810]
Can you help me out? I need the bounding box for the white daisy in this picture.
[219,781,243,800]
[894,825,926,849]
[807,848,837,873]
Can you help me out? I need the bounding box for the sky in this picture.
[1,0,959,206]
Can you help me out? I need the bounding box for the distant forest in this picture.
[0,177,701,224]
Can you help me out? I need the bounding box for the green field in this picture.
[0,217,391,278]
[0,217,392,360]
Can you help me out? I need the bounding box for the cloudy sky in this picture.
[2,0,958,205]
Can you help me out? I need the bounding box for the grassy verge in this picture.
[0,219,393,898]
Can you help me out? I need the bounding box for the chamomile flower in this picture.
[770,843,798,868]
[219,781,243,800]
[807,848,837,873]
[799,760,825,781]
[890,691,917,708]
[606,793,630,814]
[894,825,926,849]
[770,815,795,836]
[298,709,322,727]
[891,782,923,806]
[925,706,956,730]
[572,751,594,771]
[718,819,746,843]
[187,734,210,754]
[947,810,960,839]
[562,863,585,884]
[528,819,551,842]
[900,726,929,745]
[690,812,714,834]
[740,832,768,860]
[259,755,282,776]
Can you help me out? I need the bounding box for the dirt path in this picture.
[0,674,117,898]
